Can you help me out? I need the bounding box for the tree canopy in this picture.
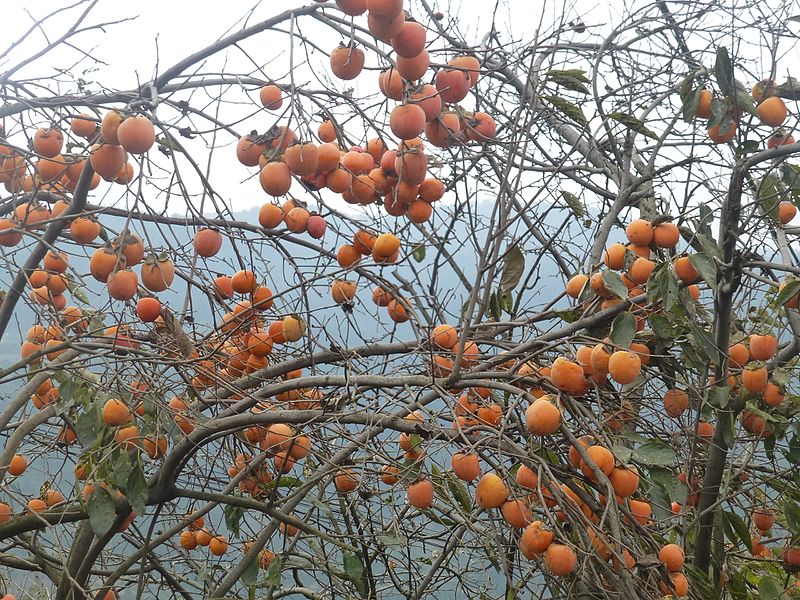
[1,0,800,598]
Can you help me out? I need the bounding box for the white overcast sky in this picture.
[0,0,610,215]
[4,0,595,87]
[3,0,798,216]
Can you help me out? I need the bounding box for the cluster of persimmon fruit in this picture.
[311,213,787,593]
[563,217,783,450]
[0,109,163,369]
[2,384,163,527]
[0,112,154,332]
[693,74,796,157]
[231,417,313,494]
[262,200,411,314]
[557,218,686,394]
[0,100,341,563]
[242,0,493,226]
[277,315,684,589]
[17,303,320,566]
[178,511,230,557]
[0,110,150,198]
[691,76,799,226]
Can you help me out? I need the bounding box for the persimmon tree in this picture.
[2,0,800,598]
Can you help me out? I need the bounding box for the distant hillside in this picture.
[0,201,592,378]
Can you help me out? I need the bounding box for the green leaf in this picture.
[125,461,148,516]
[679,73,695,100]
[500,245,525,292]
[66,279,89,304]
[543,95,587,126]
[757,576,783,600]
[689,252,718,290]
[609,312,636,348]
[647,262,679,311]
[632,441,676,466]
[696,205,717,240]
[714,46,734,97]
[87,485,116,536]
[782,163,800,193]
[707,384,730,409]
[224,504,245,538]
[687,321,720,364]
[156,134,185,153]
[263,554,282,586]
[648,480,673,523]
[75,409,98,447]
[555,308,582,323]
[60,378,79,405]
[607,112,658,140]
[734,139,760,157]
[577,276,594,303]
[724,510,753,552]
[758,174,784,221]
[783,499,800,538]
[765,433,776,461]
[397,458,422,487]
[708,98,734,133]
[343,553,366,594]
[547,75,589,94]
[483,539,502,572]
[717,411,736,448]
[265,476,303,489]
[611,445,633,464]
[281,555,313,570]
[489,292,501,321]
[727,574,749,600]
[776,279,800,307]
[746,404,786,425]
[661,268,681,312]
[602,270,628,300]
[649,314,680,339]
[545,69,590,83]
[682,85,702,123]
[561,190,584,217]
[445,473,472,513]
[680,286,699,312]
[721,511,737,547]
[784,435,800,465]
[732,80,756,116]
[771,367,790,387]
[430,470,451,509]
[240,553,259,586]
[412,245,426,262]
[112,452,132,489]
[379,532,407,547]
[685,564,722,600]
[618,431,650,444]
[648,467,687,502]
[500,291,514,314]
